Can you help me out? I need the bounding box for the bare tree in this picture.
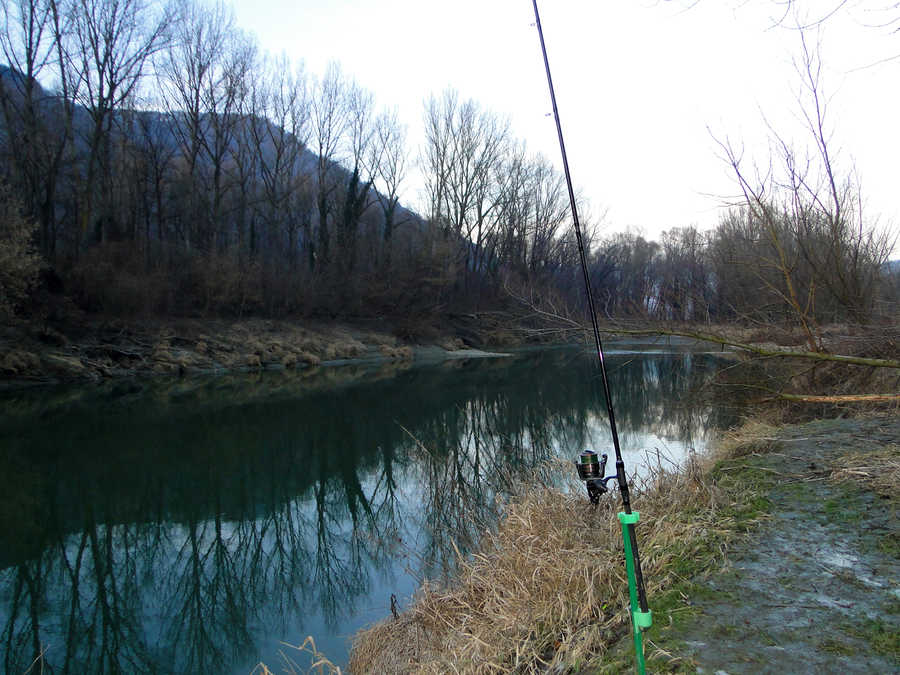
[656,226,711,322]
[493,141,531,276]
[421,92,451,228]
[526,154,570,278]
[229,63,261,260]
[249,53,310,261]
[713,28,894,343]
[0,0,75,258]
[197,30,255,253]
[420,89,509,296]
[310,61,350,270]
[593,231,660,317]
[65,0,174,244]
[158,0,232,249]
[336,79,374,275]
[368,108,408,269]
[785,30,895,323]
[131,107,177,258]
[769,0,900,35]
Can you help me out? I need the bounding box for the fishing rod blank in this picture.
[530,0,651,660]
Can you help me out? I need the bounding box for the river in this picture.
[0,342,739,673]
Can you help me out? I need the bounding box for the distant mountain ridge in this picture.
[0,62,422,255]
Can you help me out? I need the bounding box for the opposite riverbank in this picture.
[0,316,520,388]
[0,313,743,391]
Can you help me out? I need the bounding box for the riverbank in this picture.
[6,312,892,392]
[0,316,517,388]
[344,413,899,673]
[633,415,899,674]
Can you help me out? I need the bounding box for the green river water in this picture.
[0,342,739,673]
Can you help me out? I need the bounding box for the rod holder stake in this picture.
[618,511,652,674]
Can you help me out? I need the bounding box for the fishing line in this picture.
[531,0,651,623]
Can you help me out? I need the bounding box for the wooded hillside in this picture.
[0,0,896,337]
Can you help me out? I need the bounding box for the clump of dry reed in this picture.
[253,636,342,675]
[711,420,782,460]
[830,444,900,499]
[349,455,737,674]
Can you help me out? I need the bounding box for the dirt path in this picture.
[652,417,899,674]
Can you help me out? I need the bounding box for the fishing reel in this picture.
[575,450,618,504]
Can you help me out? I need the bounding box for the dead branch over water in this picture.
[596,325,900,370]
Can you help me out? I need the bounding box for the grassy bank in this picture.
[0,316,481,385]
[335,414,898,674]
[345,433,775,673]
[648,416,899,673]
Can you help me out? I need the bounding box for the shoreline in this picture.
[0,314,733,391]
[0,316,522,390]
[344,413,900,673]
[633,415,900,673]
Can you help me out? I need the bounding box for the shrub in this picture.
[0,184,41,317]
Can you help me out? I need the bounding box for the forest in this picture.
[1,0,897,341]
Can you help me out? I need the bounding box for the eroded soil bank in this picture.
[643,416,899,674]
[0,317,503,387]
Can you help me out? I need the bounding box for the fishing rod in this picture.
[530,1,652,671]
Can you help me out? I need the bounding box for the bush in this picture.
[69,242,174,316]
[0,184,41,317]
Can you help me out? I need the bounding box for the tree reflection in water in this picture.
[0,347,741,673]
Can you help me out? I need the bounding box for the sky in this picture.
[227,0,900,246]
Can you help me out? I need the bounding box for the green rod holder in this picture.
[619,511,652,674]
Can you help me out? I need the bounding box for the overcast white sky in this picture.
[228,0,899,246]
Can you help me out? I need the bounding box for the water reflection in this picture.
[0,347,738,672]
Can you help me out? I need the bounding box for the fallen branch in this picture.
[598,327,900,369]
[501,288,898,369]
[772,393,900,404]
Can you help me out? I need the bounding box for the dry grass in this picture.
[349,455,744,674]
[710,420,783,460]
[253,636,342,675]
[830,444,900,499]
[380,345,415,360]
[0,348,41,375]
